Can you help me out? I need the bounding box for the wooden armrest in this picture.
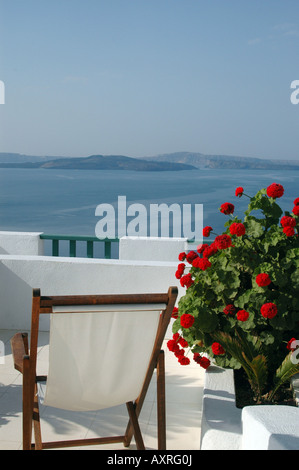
[10,333,29,373]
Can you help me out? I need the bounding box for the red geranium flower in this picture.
[223,304,236,315]
[179,356,190,365]
[211,342,225,355]
[283,226,295,237]
[175,263,186,279]
[266,183,284,199]
[294,198,299,206]
[193,353,211,369]
[175,348,185,358]
[215,234,232,249]
[192,257,212,271]
[167,339,180,353]
[178,252,186,261]
[180,273,194,289]
[229,222,246,236]
[220,202,235,215]
[256,273,271,287]
[280,216,296,227]
[186,250,198,264]
[197,243,209,254]
[171,307,179,319]
[203,226,213,237]
[180,313,195,329]
[199,356,211,369]
[235,187,244,197]
[261,302,278,319]
[292,206,299,216]
[202,242,218,258]
[237,309,249,322]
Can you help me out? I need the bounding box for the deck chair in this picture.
[11,286,178,450]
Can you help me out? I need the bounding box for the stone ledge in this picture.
[200,365,299,450]
[200,366,242,450]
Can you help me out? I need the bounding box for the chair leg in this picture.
[126,402,145,450]
[22,356,33,450]
[157,350,166,450]
[33,384,42,450]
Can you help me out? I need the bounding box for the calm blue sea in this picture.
[0,167,298,254]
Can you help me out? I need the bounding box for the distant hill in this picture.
[1,151,299,171]
[0,153,196,172]
[143,152,299,170]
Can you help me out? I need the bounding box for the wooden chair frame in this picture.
[11,286,178,450]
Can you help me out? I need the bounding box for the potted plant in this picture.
[170,183,299,405]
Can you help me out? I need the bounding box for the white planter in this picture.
[200,365,299,450]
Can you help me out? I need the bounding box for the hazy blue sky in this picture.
[0,0,299,160]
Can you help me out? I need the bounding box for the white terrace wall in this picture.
[0,232,188,332]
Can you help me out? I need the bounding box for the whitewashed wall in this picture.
[0,232,187,332]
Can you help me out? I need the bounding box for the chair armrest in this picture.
[10,333,29,373]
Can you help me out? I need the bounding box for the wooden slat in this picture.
[33,435,125,450]
[39,292,170,310]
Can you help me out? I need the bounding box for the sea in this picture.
[0,167,298,257]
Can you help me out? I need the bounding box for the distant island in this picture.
[0,154,196,172]
[142,152,299,170]
[0,151,299,171]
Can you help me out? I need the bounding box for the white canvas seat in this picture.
[11,287,178,450]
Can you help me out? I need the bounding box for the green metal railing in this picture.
[40,234,204,260]
[40,234,119,259]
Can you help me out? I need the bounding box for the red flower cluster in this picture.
[280,215,297,237]
[167,333,190,365]
[203,226,213,237]
[237,309,249,322]
[229,222,246,237]
[223,304,236,315]
[186,250,198,264]
[202,243,218,258]
[215,234,232,249]
[281,216,296,228]
[180,313,195,329]
[171,307,179,319]
[197,243,209,253]
[193,353,211,369]
[267,183,284,199]
[220,202,235,215]
[293,206,299,216]
[260,302,278,319]
[293,198,299,216]
[178,252,186,261]
[211,342,225,355]
[192,257,212,271]
[235,187,244,197]
[173,332,188,348]
[175,263,185,279]
[255,273,271,287]
[180,273,194,289]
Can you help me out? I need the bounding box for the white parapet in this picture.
[242,405,299,450]
[0,231,44,255]
[119,236,188,262]
[0,254,183,331]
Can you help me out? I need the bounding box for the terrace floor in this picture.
[0,329,205,450]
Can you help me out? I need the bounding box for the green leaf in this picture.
[269,352,299,401]
[244,217,264,238]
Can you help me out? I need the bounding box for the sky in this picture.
[0,0,299,161]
